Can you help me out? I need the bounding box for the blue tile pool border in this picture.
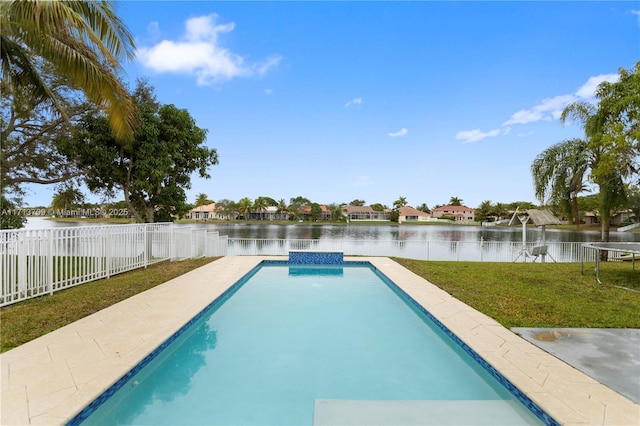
[288,250,344,265]
[66,259,559,426]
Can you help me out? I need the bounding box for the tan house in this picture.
[189,203,217,220]
[431,205,475,222]
[398,206,431,224]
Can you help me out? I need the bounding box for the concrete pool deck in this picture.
[1,256,638,425]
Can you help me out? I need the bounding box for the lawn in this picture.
[1,257,638,353]
[393,258,640,329]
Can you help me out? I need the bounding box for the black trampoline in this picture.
[581,242,640,284]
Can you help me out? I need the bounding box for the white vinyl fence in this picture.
[0,223,226,307]
[226,238,602,263]
[1,223,630,307]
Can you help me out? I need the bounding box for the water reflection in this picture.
[87,322,218,424]
[24,218,639,243]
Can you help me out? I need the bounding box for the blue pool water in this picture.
[73,263,550,425]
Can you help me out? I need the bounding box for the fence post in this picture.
[480,237,484,262]
[48,229,54,295]
[105,226,111,279]
[17,231,26,296]
[144,224,149,268]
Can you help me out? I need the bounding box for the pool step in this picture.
[313,399,540,425]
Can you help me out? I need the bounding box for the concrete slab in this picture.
[512,328,640,404]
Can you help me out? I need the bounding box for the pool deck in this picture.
[1,256,639,425]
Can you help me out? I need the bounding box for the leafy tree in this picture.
[195,193,213,207]
[259,196,277,206]
[289,196,311,206]
[531,138,589,225]
[310,203,322,221]
[0,195,26,229]
[59,80,218,222]
[0,0,137,142]
[625,184,640,222]
[578,193,600,218]
[1,63,96,198]
[288,196,310,220]
[349,199,365,206]
[560,63,638,241]
[393,196,408,209]
[591,62,639,184]
[448,196,463,206]
[328,203,345,222]
[216,199,237,220]
[370,203,386,212]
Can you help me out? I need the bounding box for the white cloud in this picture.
[344,97,363,108]
[502,127,512,135]
[502,73,620,127]
[632,10,640,25]
[503,94,575,126]
[255,55,283,75]
[137,14,281,85]
[387,128,408,137]
[455,128,500,143]
[575,73,619,99]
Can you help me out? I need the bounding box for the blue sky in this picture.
[24,1,640,209]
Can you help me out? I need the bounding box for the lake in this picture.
[24,218,640,244]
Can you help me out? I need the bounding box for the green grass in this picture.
[393,258,640,329]
[0,257,218,352]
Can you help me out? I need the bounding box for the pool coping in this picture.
[1,256,639,425]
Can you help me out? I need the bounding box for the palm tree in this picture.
[449,196,463,206]
[561,104,629,241]
[531,138,589,225]
[393,196,408,209]
[253,197,268,220]
[1,0,137,142]
[237,197,252,220]
[476,200,493,221]
[493,203,509,221]
[51,187,85,210]
[276,198,289,220]
[195,193,212,207]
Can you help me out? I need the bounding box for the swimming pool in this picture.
[69,261,555,425]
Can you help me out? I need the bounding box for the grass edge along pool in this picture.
[66,260,559,426]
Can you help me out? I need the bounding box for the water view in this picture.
[25,218,640,244]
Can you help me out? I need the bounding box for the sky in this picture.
[21,1,640,209]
